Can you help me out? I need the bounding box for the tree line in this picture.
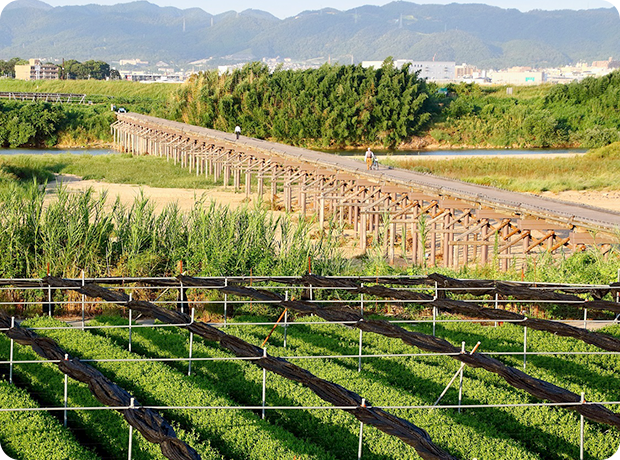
[0,58,119,80]
[171,59,437,148]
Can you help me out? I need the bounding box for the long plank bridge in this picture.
[112,113,620,270]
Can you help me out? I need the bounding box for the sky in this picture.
[0,0,619,18]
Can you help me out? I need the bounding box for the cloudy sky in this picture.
[1,0,619,18]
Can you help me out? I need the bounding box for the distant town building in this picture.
[362,60,456,82]
[489,70,546,85]
[591,57,620,69]
[455,63,479,79]
[119,59,149,66]
[119,70,185,83]
[14,59,59,81]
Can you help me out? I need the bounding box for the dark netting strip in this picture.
[0,310,202,460]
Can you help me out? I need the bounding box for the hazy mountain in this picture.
[0,0,52,11]
[0,0,618,68]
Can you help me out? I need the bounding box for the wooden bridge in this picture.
[112,113,620,270]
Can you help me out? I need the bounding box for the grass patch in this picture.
[0,153,218,189]
[383,152,620,193]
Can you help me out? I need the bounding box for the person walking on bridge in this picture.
[234,125,241,140]
[365,147,375,170]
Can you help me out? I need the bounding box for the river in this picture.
[331,148,587,157]
[0,147,587,158]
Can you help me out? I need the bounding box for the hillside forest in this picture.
[0,61,619,150]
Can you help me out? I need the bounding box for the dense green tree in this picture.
[0,58,24,78]
[171,61,437,148]
[60,60,112,80]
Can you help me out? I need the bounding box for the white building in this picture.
[362,60,456,82]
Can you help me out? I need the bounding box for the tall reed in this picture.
[0,183,346,278]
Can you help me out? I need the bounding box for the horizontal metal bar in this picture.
[1,401,619,414]
[3,349,619,367]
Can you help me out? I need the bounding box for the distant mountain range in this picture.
[0,0,619,68]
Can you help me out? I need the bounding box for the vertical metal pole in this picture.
[523,324,528,369]
[358,329,363,373]
[81,270,85,330]
[128,306,132,353]
[48,282,52,317]
[224,278,228,326]
[360,285,364,316]
[9,317,15,384]
[188,308,195,376]
[583,308,588,330]
[63,354,69,428]
[358,398,366,460]
[262,348,267,420]
[283,291,289,348]
[179,282,185,315]
[458,341,465,413]
[359,287,364,373]
[494,293,499,327]
[128,398,134,460]
[580,392,585,460]
[433,279,438,337]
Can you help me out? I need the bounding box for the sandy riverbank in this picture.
[46,172,620,214]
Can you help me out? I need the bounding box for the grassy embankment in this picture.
[0,79,178,105]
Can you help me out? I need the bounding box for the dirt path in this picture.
[45,174,258,213]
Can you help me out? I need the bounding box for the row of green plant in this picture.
[0,324,223,460]
[383,141,620,193]
[89,316,531,459]
[170,60,436,149]
[6,316,340,460]
[0,380,98,460]
[88,311,620,459]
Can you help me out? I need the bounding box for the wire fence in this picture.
[1,274,620,460]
